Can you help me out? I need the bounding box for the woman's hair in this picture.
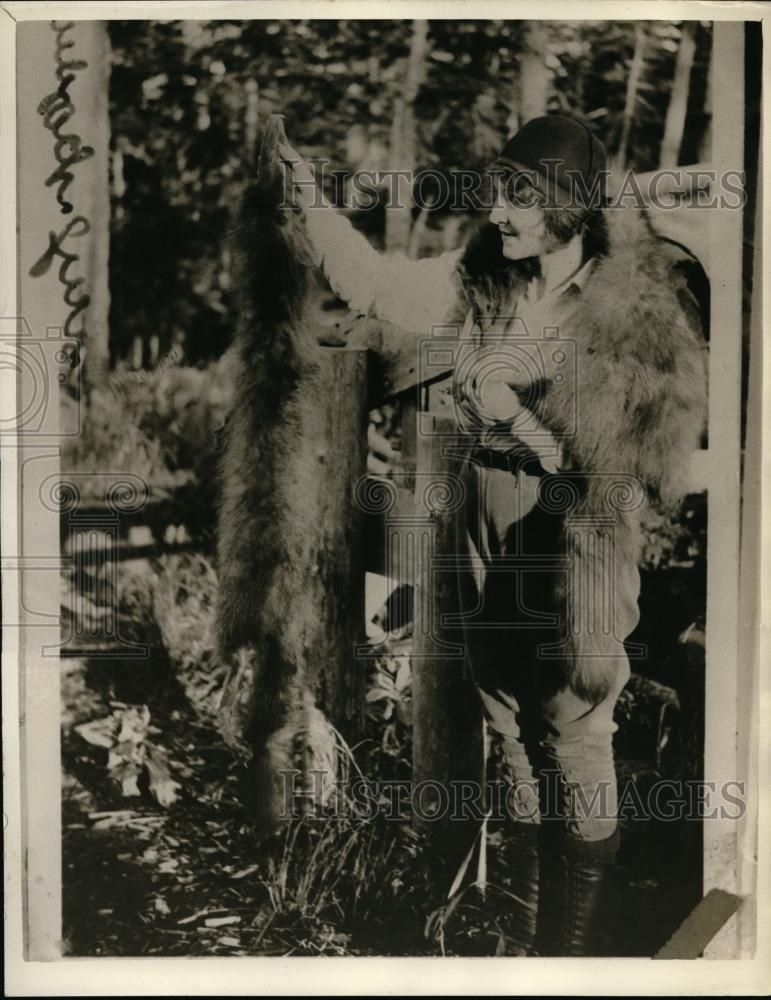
[544,202,609,258]
[458,206,609,315]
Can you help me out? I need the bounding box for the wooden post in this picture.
[313,347,369,738]
[731,140,762,958]
[411,416,485,858]
[702,20,745,957]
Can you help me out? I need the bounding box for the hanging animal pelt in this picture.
[216,116,366,828]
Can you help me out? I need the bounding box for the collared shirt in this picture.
[523,233,594,306]
[540,233,586,296]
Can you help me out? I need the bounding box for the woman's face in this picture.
[489,173,547,260]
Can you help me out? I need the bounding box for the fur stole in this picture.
[458,208,708,703]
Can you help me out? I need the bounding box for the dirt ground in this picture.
[62,642,703,958]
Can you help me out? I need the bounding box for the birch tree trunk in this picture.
[660,21,697,168]
[384,19,428,253]
[615,22,649,170]
[506,20,549,134]
[519,20,548,125]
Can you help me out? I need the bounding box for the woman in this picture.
[279,114,707,955]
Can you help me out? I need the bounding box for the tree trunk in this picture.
[407,195,434,259]
[518,20,549,125]
[244,78,260,162]
[699,34,714,163]
[384,19,428,253]
[615,22,649,171]
[660,21,697,168]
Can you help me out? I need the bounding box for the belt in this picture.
[468,443,546,477]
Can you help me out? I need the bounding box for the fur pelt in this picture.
[216,120,339,826]
[542,207,708,507]
[458,208,708,704]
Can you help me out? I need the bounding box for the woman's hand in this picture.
[476,376,527,423]
[278,141,318,211]
[452,347,561,473]
[454,345,532,425]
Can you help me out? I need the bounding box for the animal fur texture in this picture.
[458,207,708,704]
[540,208,707,703]
[216,119,342,826]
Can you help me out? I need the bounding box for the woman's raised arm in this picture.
[279,142,462,334]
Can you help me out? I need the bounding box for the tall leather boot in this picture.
[533,822,561,956]
[550,830,620,956]
[500,821,540,955]
[497,737,542,954]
